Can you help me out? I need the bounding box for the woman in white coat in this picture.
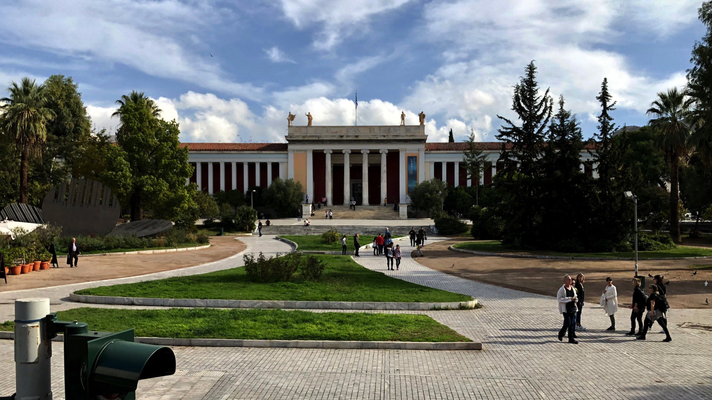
[601,277,619,331]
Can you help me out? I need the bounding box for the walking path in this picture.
[1,236,711,399]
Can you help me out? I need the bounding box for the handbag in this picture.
[600,293,606,307]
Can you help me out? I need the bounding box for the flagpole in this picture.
[355,90,358,126]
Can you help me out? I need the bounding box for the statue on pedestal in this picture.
[287,112,296,126]
[418,111,426,125]
[305,112,313,126]
[400,111,405,126]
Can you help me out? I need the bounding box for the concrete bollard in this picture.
[14,298,52,400]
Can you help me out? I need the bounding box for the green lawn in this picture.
[690,264,712,270]
[75,255,471,302]
[56,242,206,256]
[281,235,379,251]
[0,308,469,342]
[453,241,712,259]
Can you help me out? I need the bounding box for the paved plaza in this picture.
[1,235,711,399]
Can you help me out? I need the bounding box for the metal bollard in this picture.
[14,298,52,400]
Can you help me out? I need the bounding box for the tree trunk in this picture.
[670,156,682,244]
[20,147,28,204]
[130,190,143,221]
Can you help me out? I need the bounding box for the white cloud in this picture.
[0,0,263,100]
[277,0,413,50]
[86,105,118,135]
[264,46,296,63]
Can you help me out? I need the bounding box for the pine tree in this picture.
[448,129,455,143]
[688,1,712,167]
[462,129,486,205]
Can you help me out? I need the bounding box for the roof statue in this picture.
[400,111,405,126]
[305,112,313,126]
[418,111,426,125]
[287,112,296,126]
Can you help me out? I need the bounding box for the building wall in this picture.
[293,152,307,193]
[386,151,399,204]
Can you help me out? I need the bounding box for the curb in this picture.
[274,236,298,251]
[58,244,212,258]
[0,332,480,350]
[449,245,712,261]
[68,293,479,310]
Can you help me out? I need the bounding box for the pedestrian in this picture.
[394,244,402,270]
[557,275,579,344]
[305,194,310,204]
[322,196,327,206]
[626,278,647,336]
[376,234,384,256]
[297,208,302,221]
[384,227,392,242]
[324,209,328,219]
[574,273,586,331]
[265,219,271,226]
[409,227,416,247]
[601,277,619,331]
[372,236,378,255]
[341,235,347,255]
[354,233,360,257]
[385,243,394,270]
[415,234,424,257]
[329,209,333,219]
[66,237,81,268]
[258,220,263,237]
[654,275,666,295]
[636,284,672,342]
[383,197,387,207]
[48,243,59,268]
[417,226,427,244]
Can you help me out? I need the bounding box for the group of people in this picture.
[558,274,672,344]
[408,227,428,257]
[370,228,402,270]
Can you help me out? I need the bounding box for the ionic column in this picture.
[280,162,287,180]
[442,162,447,185]
[592,162,599,179]
[267,162,273,187]
[288,150,295,180]
[255,162,261,188]
[418,148,425,183]
[429,161,434,181]
[208,162,214,194]
[454,161,460,188]
[232,162,237,191]
[491,162,496,178]
[325,150,333,206]
[343,149,351,205]
[580,163,586,173]
[306,150,314,202]
[196,162,202,191]
[243,162,249,193]
[399,149,406,203]
[219,161,225,192]
[380,149,388,204]
[361,150,369,205]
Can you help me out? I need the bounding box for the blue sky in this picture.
[0,0,705,143]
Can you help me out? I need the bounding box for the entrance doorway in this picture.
[351,181,363,205]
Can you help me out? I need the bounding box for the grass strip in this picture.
[281,235,386,252]
[0,308,470,342]
[689,264,712,270]
[453,241,712,259]
[56,243,206,256]
[75,255,471,302]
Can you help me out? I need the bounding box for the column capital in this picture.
[342,149,351,154]
[361,149,370,154]
[324,149,333,154]
[379,149,388,154]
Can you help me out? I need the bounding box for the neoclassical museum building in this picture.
[183,123,597,208]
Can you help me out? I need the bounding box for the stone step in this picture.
[260,225,429,236]
[311,205,401,220]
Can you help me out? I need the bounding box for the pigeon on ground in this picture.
[693,271,698,276]
[706,281,709,287]
[451,263,455,268]
[648,273,653,278]
[706,298,709,305]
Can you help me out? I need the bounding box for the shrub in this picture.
[243,252,325,282]
[469,207,503,240]
[301,256,325,280]
[636,232,675,251]
[233,206,257,232]
[409,179,448,216]
[196,233,209,244]
[194,190,219,220]
[321,229,341,244]
[263,178,303,218]
[434,215,468,235]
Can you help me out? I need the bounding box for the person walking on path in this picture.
[385,243,395,270]
[415,234,424,257]
[394,244,402,270]
[417,227,427,244]
[372,236,378,255]
[627,278,647,336]
[341,235,347,256]
[48,243,59,268]
[409,228,416,247]
[637,284,672,342]
[258,220,263,237]
[329,210,333,219]
[654,275,667,295]
[376,234,384,256]
[354,233,360,257]
[557,275,579,344]
[66,238,81,268]
[574,274,586,331]
[601,277,619,331]
[384,227,392,241]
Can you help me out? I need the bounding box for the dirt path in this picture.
[416,240,712,309]
[1,236,246,292]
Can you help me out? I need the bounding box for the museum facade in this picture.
[182,124,597,206]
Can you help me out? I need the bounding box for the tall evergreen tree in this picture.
[462,129,486,206]
[448,129,455,143]
[688,1,712,167]
[494,61,553,247]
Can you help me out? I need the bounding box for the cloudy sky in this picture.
[0,0,704,143]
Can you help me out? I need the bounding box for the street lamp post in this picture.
[624,191,639,278]
[251,189,256,209]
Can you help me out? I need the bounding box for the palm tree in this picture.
[646,87,694,244]
[0,78,54,204]
[112,91,161,141]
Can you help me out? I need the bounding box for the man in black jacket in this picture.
[626,278,647,336]
[353,233,360,257]
[408,228,416,247]
[67,238,81,268]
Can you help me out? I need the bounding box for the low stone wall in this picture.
[261,225,427,236]
[449,245,712,261]
[68,293,478,310]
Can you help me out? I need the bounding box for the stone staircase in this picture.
[311,205,400,220]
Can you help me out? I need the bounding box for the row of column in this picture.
[429,161,492,187]
[193,161,286,195]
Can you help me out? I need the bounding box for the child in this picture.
[394,244,402,270]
